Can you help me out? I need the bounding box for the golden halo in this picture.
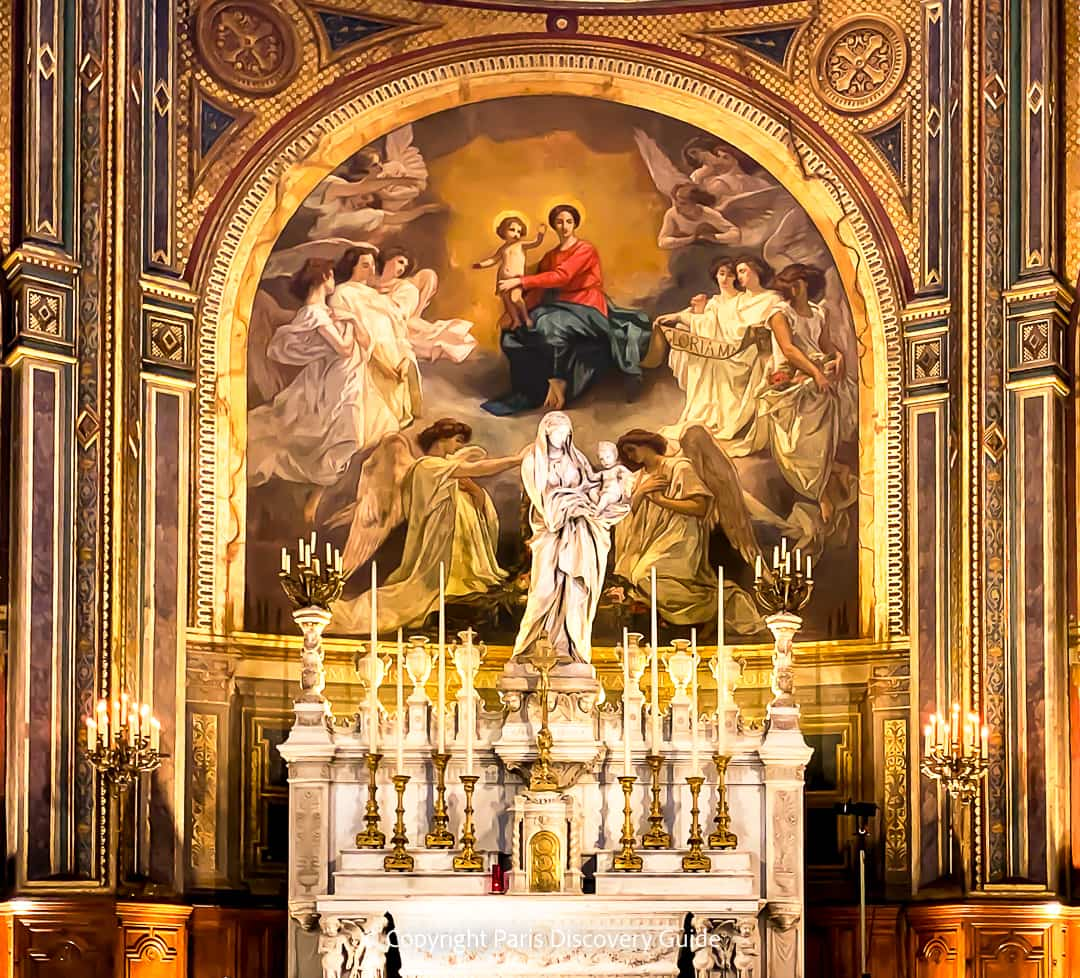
[492,209,530,236]
[541,196,588,228]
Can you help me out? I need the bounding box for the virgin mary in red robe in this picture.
[481,203,653,416]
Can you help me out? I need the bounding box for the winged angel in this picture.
[326,426,526,634]
[611,424,770,634]
[634,129,860,385]
[262,125,443,280]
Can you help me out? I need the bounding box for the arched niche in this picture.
[190,45,905,644]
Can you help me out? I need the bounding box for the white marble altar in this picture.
[277,521,812,978]
[279,621,811,978]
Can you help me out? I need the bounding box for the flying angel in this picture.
[634,130,739,248]
[300,125,443,241]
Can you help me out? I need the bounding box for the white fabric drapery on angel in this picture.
[247,303,393,488]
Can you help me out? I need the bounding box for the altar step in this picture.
[333,847,757,898]
[334,848,490,896]
[594,847,757,897]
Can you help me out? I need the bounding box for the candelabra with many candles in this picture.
[921,704,988,891]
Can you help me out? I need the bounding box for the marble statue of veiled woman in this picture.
[512,412,623,664]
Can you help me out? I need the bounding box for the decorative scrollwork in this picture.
[812,16,908,114]
[195,0,300,96]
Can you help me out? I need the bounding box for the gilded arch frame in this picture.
[189,42,907,646]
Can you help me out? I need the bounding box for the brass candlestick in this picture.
[682,776,711,872]
[453,774,484,871]
[425,751,455,848]
[708,753,738,849]
[642,753,672,848]
[355,752,386,849]
[612,775,643,872]
[384,775,413,871]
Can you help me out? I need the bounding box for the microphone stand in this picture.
[835,799,877,978]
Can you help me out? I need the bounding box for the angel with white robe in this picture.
[756,263,857,525]
[327,422,527,634]
[653,256,771,441]
[612,426,762,633]
[373,246,477,364]
[247,260,379,524]
[329,245,421,430]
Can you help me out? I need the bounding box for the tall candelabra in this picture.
[752,538,813,615]
[85,694,164,792]
[279,534,344,705]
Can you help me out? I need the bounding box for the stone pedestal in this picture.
[494,661,605,785]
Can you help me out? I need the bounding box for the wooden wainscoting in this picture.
[189,906,286,978]
[808,902,1080,978]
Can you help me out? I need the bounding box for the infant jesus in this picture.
[590,441,634,522]
[472,216,546,328]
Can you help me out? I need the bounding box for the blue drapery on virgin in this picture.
[481,299,653,416]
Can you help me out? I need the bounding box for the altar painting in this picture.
[244,96,862,645]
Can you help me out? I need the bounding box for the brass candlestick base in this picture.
[682,776,712,872]
[384,775,413,871]
[355,752,386,849]
[708,753,738,850]
[453,774,484,871]
[425,752,455,848]
[642,753,672,848]
[612,775,643,872]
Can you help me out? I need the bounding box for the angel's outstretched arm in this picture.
[657,211,697,250]
[452,451,525,479]
[381,202,443,226]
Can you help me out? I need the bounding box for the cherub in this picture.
[591,440,634,522]
[472,216,546,327]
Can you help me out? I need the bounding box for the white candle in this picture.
[622,627,631,776]
[773,545,780,569]
[438,562,446,754]
[127,717,137,747]
[111,699,120,737]
[396,629,405,773]
[96,700,108,748]
[690,627,699,778]
[465,630,475,776]
[981,725,989,758]
[754,554,762,580]
[149,717,160,751]
[86,716,97,750]
[781,537,787,560]
[650,566,660,754]
[805,554,812,580]
[139,703,150,740]
[923,722,932,756]
[370,562,379,754]
[280,546,287,572]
